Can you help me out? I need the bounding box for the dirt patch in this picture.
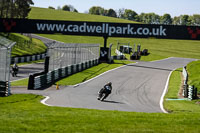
[196,101,200,105]
[178,72,185,99]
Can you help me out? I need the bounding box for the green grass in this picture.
[2,65,200,133]
[187,60,200,91]
[57,60,134,85]
[38,35,200,61]
[11,78,29,87]
[165,68,183,99]
[164,68,200,114]
[0,33,47,57]
[9,33,47,57]
[0,94,199,132]
[29,7,138,23]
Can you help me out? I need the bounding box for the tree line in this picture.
[52,5,200,26]
[1,1,199,26]
[0,0,34,18]
[88,6,200,26]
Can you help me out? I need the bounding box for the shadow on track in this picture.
[126,64,182,72]
[101,100,124,104]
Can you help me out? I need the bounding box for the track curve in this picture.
[41,57,196,112]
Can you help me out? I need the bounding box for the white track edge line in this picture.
[74,62,138,87]
[160,70,174,113]
[40,96,52,106]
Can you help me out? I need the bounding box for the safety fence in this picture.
[28,59,99,90]
[0,36,15,96]
[182,66,198,100]
[11,52,46,64]
[48,43,99,71]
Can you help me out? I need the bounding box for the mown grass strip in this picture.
[164,68,200,113]
[11,78,29,87]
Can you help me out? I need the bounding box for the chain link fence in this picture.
[47,42,100,71]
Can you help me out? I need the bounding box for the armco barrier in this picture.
[182,66,198,100]
[28,58,99,90]
[0,81,9,96]
[182,66,188,97]
[11,52,46,64]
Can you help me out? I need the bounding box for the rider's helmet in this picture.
[108,82,112,86]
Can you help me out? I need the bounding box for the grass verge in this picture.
[164,68,200,113]
[187,60,200,92]
[11,78,29,87]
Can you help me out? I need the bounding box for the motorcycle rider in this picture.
[97,82,112,100]
[12,63,18,77]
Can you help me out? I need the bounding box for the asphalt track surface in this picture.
[10,62,44,81]
[12,57,196,113]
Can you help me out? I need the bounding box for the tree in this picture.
[138,13,160,24]
[57,6,61,10]
[0,0,34,18]
[180,15,189,25]
[68,5,78,12]
[117,8,125,18]
[48,6,55,10]
[161,14,172,25]
[62,5,70,11]
[106,9,117,17]
[89,6,105,15]
[145,13,160,24]
[123,9,138,21]
[191,14,200,26]
[172,16,181,25]
[14,0,34,18]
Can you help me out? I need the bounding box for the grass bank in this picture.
[187,60,200,92]
[39,35,200,61]
[1,33,47,57]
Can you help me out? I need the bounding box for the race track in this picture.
[38,57,196,113]
[10,62,44,81]
[11,36,195,113]
[11,35,197,112]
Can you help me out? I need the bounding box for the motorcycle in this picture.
[97,85,112,101]
[97,91,109,101]
[11,66,18,77]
